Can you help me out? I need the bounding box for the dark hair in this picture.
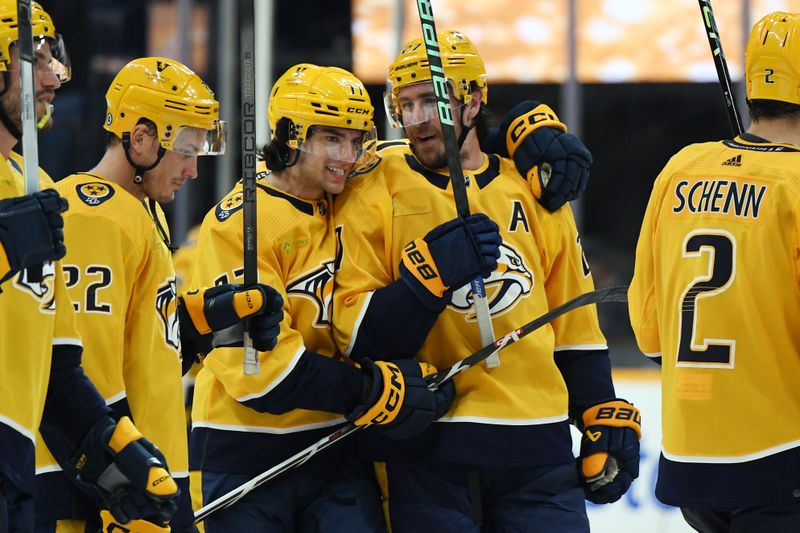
[106,117,157,148]
[748,99,800,123]
[474,104,490,146]
[257,117,300,170]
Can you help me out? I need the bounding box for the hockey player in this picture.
[33,57,283,532]
[188,63,457,532]
[333,31,642,532]
[629,11,800,532]
[0,2,184,531]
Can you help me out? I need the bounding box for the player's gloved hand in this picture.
[498,101,592,212]
[578,399,641,504]
[347,359,455,440]
[70,416,179,526]
[100,511,171,532]
[399,214,501,310]
[0,189,68,284]
[179,283,284,359]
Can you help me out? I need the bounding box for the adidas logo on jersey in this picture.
[722,154,742,166]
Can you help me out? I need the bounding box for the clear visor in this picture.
[383,88,466,129]
[297,126,378,174]
[34,34,70,83]
[169,121,228,156]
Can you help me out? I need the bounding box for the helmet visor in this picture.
[383,87,465,129]
[170,121,227,156]
[297,126,378,173]
[35,34,70,83]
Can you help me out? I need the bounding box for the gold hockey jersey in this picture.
[189,166,347,474]
[333,144,607,464]
[630,136,800,463]
[36,173,188,482]
[0,157,82,495]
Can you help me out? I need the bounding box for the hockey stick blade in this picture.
[193,285,628,523]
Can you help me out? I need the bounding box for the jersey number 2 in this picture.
[676,230,736,367]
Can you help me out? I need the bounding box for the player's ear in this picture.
[462,90,481,128]
[129,123,155,153]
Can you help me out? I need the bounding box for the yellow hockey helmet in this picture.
[385,30,487,128]
[0,0,70,82]
[745,12,800,105]
[103,57,226,156]
[268,63,374,146]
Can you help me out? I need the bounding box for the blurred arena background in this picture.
[38,2,800,531]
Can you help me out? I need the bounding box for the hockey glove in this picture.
[578,399,641,504]
[100,511,171,532]
[179,283,283,358]
[70,416,179,526]
[499,101,592,212]
[347,359,455,440]
[399,214,501,311]
[0,189,68,284]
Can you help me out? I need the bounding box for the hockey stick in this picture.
[698,0,744,135]
[414,0,499,367]
[193,284,628,523]
[240,0,259,375]
[17,0,41,282]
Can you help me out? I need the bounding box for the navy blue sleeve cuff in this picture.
[554,348,615,421]
[349,279,440,361]
[241,350,364,416]
[40,343,111,458]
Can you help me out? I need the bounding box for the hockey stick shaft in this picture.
[193,284,627,522]
[414,0,498,366]
[240,0,259,374]
[698,0,744,136]
[17,0,41,282]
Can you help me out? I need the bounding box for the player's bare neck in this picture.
[457,133,484,171]
[747,116,800,147]
[267,166,323,201]
[0,129,17,159]
[88,148,145,200]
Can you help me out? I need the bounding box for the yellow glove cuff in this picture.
[401,238,448,297]
[181,290,211,334]
[581,400,642,439]
[100,511,171,532]
[505,103,567,158]
[107,416,142,453]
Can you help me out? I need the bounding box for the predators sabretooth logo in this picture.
[286,260,334,327]
[13,261,57,312]
[450,243,533,320]
[155,278,180,352]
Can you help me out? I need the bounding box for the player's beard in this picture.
[0,91,22,133]
[407,127,448,170]
[0,91,53,133]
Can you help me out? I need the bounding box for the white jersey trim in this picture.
[52,336,82,347]
[235,345,305,402]
[345,291,374,357]
[191,418,346,435]
[644,351,661,359]
[171,470,189,478]
[663,438,800,464]
[554,343,608,352]
[0,414,35,442]
[105,390,127,405]
[35,464,63,475]
[437,413,569,426]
